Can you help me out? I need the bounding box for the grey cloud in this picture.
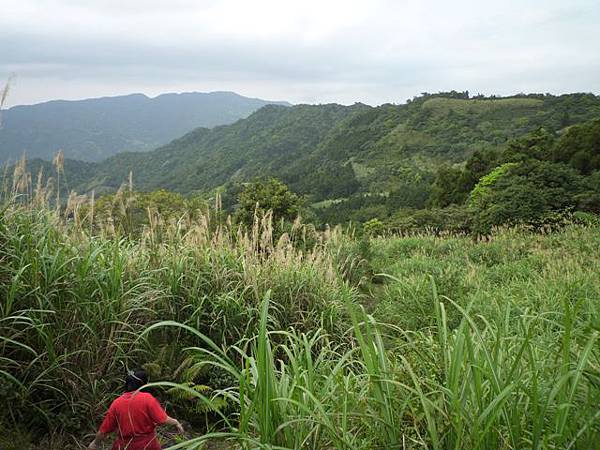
[0,29,435,85]
[2,0,599,107]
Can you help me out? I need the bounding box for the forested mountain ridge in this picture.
[10,92,600,227]
[0,91,290,163]
[40,103,371,194]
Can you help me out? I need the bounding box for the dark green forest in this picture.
[7,91,600,233]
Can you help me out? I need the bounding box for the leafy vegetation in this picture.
[11,92,600,216]
[3,91,600,238]
[422,118,600,233]
[233,177,303,228]
[0,171,598,449]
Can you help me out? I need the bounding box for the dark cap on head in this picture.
[125,369,148,392]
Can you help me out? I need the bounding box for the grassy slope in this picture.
[371,226,600,330]
[422,97,544,114]
[1,199,598,448]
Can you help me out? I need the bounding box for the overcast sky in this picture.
[2,0,600,107]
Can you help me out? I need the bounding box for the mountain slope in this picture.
[308,93,600,195]
[11,93,600,210]
[0,91,289,162]
[74,103,369,194]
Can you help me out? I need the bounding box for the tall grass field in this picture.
[0,181,598,449]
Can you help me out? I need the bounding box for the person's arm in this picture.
[87,431,107,449]
[89,402,116,449]
[163,415,185,434]
[146,394,184,434]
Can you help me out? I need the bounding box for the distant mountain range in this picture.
[0,91,290,162]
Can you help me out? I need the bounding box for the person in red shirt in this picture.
[87,369,184,450]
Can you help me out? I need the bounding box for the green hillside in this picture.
[9,92,600,226]
[90,103,368,194]
[97,92,600,194]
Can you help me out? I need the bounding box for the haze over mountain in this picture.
[0,91,290,163]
